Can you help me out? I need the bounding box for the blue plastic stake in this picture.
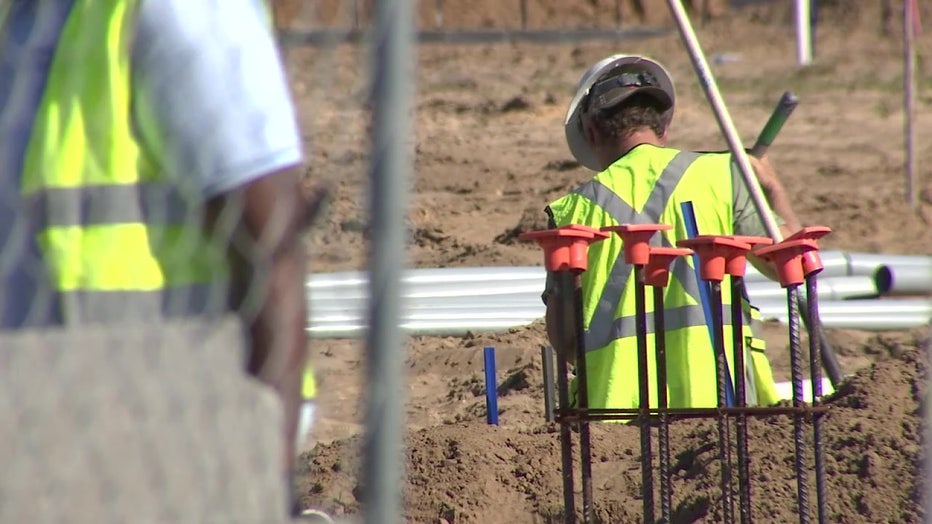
[484,346,499,425]
[681,201,736,407]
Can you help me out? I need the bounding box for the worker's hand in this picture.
[748,154,780,190]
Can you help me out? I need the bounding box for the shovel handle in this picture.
[750,91,799,157]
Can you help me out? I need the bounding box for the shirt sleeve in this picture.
[542,207,559,304]
[132,0,303,199]
[731,157,783,237]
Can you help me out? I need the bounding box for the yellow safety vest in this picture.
[8,0,315,399]
[15,0,227,324]
[548,144,778,410]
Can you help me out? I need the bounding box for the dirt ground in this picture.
[276,1,931,522]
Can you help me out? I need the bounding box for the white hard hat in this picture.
[564,55,676,171]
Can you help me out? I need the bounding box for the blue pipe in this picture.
[484,346,499,425]
[681,201,736,407]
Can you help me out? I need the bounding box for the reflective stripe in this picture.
[53,284,227,324]
[30,183,197,227]
[577,151,702,350]
[589,303,732,349]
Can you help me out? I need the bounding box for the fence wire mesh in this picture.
[0,0,372,522]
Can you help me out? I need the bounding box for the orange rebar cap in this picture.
[724,235,774,277]
[676,236,752,282]
[644,247,694,287]
[753,238,820,288]
[784,226,833,277]
[601,223,672,266]
[519,224,609,272]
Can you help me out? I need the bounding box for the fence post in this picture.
[362,0,415,522]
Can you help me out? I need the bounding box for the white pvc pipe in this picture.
[774,377,833,403]
[848,253,932,277]
[307,266,546,289]
[796,0,813,65]
[311,297,545,312]
[310,280,546,301]
[312,308,545,323]
[874,264,932,296]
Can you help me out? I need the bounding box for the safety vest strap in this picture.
[577,151,706,350]
[30,183,196,227]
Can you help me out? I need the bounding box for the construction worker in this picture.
[543,54,803,411]
[0,0,327,517]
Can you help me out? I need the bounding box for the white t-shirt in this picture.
[0,0,303,327]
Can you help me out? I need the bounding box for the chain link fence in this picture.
[0,1,815,523]
[0,0,372,521]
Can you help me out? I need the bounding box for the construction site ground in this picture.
[280,1,932,522]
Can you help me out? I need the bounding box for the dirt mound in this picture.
[274,0,931,36]
[282,0,932,520]
[298,331,928,523]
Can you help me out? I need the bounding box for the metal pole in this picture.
[710,281,735,524]
[362,0,414,522]
[904,0,917,207]
[796,0,813,65]
[568,272,595,523]
[787,287,811,524]
[435,0,444,29]
[664,0,781,242]
[653,286,672,524]
[806,276,828,524]
[665,1,845,389]
[542,346,556,423]
[556,272,577,523]
[634,266,655,524]
[731,277,752,524]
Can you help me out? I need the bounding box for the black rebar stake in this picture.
[805,275,828,524]
[787,286,811,524]
[633,265,655,524]
[653,285,672,524]
[554,272,577,524]
[730,277,752,524]
[709,281,735,524]
[564,272,594,523]
[542,346,556,423]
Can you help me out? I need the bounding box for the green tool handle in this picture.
[750,91,799,157]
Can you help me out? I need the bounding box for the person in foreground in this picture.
[0,0,327,517]
[542,54,803,411]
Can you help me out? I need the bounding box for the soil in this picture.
[277,1,932,522]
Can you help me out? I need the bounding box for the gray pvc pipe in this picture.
[754,298,932,318]
[745,276,878,302]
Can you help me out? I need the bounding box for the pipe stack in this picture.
[306,251,931,338]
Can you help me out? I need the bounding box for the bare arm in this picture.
[747,154,802,279]
[207,168,327,473]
